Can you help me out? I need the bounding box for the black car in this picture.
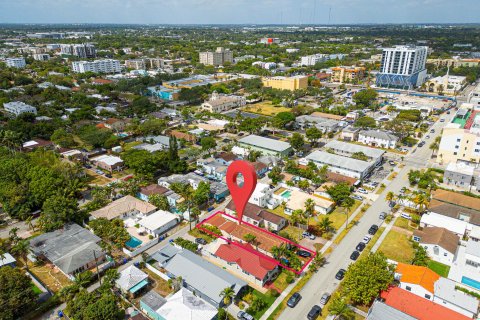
[287,292,302,308]
[335,268,346,280]
[368,224,379,235]
[350,250,360,261]
[296,250,312,258]
[356,242,366,252]
[195,238,207,245]
[307,305,322,320]
[105,173,112,178]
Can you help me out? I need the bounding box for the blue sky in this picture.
[0,0,479,24]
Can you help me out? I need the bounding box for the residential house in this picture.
[22,139,54,151]
[163,249,247,307]
[420,212,468,238]
[448,239,480,291]
[150,245,181,268]
[200,92,246,113]
[366,299,416,320]
[325,140,385,165]
[137,184,182,209]
[295,114,341,133]
[142,135,173,149]
[225,200,287,232]
[358,130,399,149]
[141,288,217,320]
[282,189,335,215]
[341,125,361,142]
[104,118,131,132]
[428,189,480,228]
[138,210,179,238]
[0,253,16,268]
[215,152,237,165]
[29,223,106,279]
[433,277,479,318]
[444,162,475,188]
[90,195,157,220]
[252,161,269,177]
[205,240,279,287]
[169,130,197,143]
[91,154,124,172]
[395,263,440,300]
[412,227,459,265]
[196,157,228,181]
[379,286,472,320]
[248,183,280,209]
[116,265,149,297]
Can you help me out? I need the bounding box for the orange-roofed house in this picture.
[205,239,279,287]
[379,286,472,320]
[395,263,440,300]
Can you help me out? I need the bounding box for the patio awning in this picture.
[129,279,148,294]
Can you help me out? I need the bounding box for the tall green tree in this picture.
[305,126,322,146]
[0,266,37,320]
[289,132,305,151]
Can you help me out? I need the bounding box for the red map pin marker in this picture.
[226,160,257,225]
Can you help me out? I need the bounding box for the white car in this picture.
[357,188,368,194]
[362,235,372,244]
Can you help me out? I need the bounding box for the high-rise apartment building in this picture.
[5,57,26,68]
[376,45,428,90]
[72,59,121,74]
[199,47,233,66]
[60,43,96,58]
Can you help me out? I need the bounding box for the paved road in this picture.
[277,110,455,320]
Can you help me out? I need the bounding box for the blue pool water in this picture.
[462,276,480,290]
[125,236,143,248]
[281,190,292,199]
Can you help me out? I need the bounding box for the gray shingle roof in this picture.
[29,223,103,274]
[239,135,292,153]
[151,244,181,266]
[163,249,247,305]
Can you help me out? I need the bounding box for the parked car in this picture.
[363,235,372,244]
[335,269,346,280]
[195,238,207,245]
[426,135,431,139]
[356,242,366,252]
[389,160,396,166]
[430,129,435,133]
[357,188,368,194]
[307,305,322,320]
[105,173,112,178]
[320,293,331,305]
[368,224,379,235]
[440,119,445,122]
[351,195,364,201]
[350,250,360,261]
[379,212,387,220]
[297,250,312,258]
[237,311,254,320]
[302,232,316,240]
[287,292,302,308]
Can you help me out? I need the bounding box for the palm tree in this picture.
[12,240,30,271]
[328,293,355,320]
[219,287,235,305]
[304,199,315,224]
[271,244,288,260]
[171,182,195,230]
[317,216,333,234]
[341,198,355,229]
[243,233,257,245]
[385,191,396,207]
[412,193,429,214]
[74,271,93,288]
[25,215,35,232]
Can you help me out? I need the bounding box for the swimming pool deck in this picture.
[126,226,150,244]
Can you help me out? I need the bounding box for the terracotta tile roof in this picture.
[139,184,169,196]
[432,189,480,211]
[413,227,459,254]
[215,242,277,280]
[92,78,113,85]
[381,286,472,320]
[326,172,356,185]
[395,263,440,294]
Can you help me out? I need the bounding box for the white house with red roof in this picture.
[203,239,279,287]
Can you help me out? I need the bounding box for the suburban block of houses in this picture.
[225,200,287,232]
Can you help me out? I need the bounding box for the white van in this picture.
[400,212,411,220]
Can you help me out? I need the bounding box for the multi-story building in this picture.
[238,135,293,157]
[468,83,480,107]
[300,53,346,66]
[200,92,246,113]
[331,66,365,83]
[148,58,164,69]
[260,37,280,45]
[427,58,480,69]
[262,75,308,91]
[199,47,233,66]
[71,59,121,74]
[376,45,428,89]
[32,53,50,61]
[125,59,146,70]
[425,74,467,95]
[358,130,399,149]
[5,57,26,68]
[3,101,37,117]
[60,43,96,58]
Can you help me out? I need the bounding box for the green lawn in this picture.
[268,205,291,221]
[281,225,303,242]
[394,216,419,232]
[328,200,361,231]
[242,288,277,319]
[188,228,215,243]
[31,283,42,295]
[272,270,294,292]
[378,230,414,263]
[428,260,451,277]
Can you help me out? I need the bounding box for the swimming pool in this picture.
[125,236,143,249]
[462,276,480,290]
[281,190,292,199]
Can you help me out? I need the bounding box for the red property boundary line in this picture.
[195,211,316,275]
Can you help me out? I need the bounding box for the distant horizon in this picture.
[1,0,479,25]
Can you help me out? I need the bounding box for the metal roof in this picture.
[164,249,247,305]
[239,135,292,153]
[305,150,372,173]
[367,300,416,320]
[325,140,385,159]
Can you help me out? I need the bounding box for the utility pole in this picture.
[93,250,102,285]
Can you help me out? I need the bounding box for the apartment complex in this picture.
[125,59,146,70]
[376,45,428,89]
[200,92,246,113]
[199,47,233,66]
[331,66,365,83]
[437,105,480,164]
[33,53,50,61]
[428,58,480,69]
[300,53,346,66]
[60,43,96,58]
[262,75,308,91]
[3,101,37,117]
[5,57,26,68]
[72,59,121,74]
